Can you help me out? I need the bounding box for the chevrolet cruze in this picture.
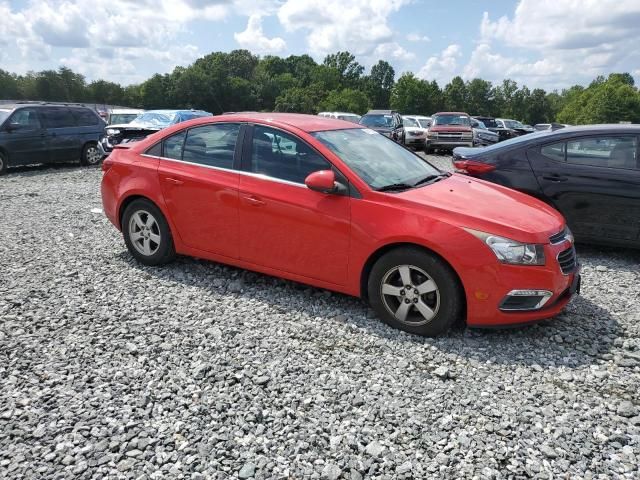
[101,113,580,336]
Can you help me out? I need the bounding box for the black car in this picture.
[472,116,515,142]
[359,110,405,144]
[452,125,640,248]
[0,103,106,174]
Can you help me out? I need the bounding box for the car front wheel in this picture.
[122,199,176,266]
[367,247,464,336]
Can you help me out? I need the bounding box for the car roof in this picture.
[111,108,144,114]
[434,111,469,116]
[0,103,93,110]
[145,109,209,114]
[176,112,364,133]
[365,110,395,115]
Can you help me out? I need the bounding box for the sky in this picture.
[1,0,639,90]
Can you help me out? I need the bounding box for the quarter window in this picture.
[183,124,239,169]
[8,109,41,129]
[250,125,331,183]
[71,108,100,126]
[163,131,186,160]
[567,136,638,170]
[41,108,77,128]
[540,142,566,162]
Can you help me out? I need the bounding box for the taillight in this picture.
[453,159,496,176]
[101,157,114,173]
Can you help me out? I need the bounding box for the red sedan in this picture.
[101,113,580,336]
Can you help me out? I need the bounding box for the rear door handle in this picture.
[164,177,184,186]
[243,195,265,206]
[542,175,568,182]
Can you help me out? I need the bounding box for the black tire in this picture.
[0,150,7,175]
[367,247,464,336]
[122,199,176,266]
[80,142,102,166]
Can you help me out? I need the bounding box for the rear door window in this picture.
[540,142,566,162]
[163,131,186,160]
[567,136,638,170]
[183,124,239,169]
[41,108,77,128]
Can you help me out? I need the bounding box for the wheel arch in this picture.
[359,242,467,313]
[118,194,156,229]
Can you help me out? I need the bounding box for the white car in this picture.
[107,108,144,125]
[402,115,431,150]
[317,112,362,123]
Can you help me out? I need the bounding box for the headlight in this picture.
[465,229,546,265]
[106,128,120,135]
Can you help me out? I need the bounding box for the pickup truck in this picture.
[426,112,473,153]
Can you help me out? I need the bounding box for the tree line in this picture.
[1,50,639,125]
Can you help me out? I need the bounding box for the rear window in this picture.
[41,108,77,128]
[71,108,101,126]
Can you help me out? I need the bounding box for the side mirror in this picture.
[305,170,337,193]
[5,123,20,132]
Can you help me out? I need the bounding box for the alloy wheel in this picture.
[85,145,102,165]
[380,264,440,326]
[128,210,161,256]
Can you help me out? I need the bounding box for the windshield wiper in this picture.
[376,183,414,192]
[412,172,451,187]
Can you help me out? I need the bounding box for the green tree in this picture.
[443,76,467,111]
[323,51,364,87]
[365,60,395,108]
[390,73,441,114]
[465,78,493,115]
[320,88,370,114]
[0,69,19,99]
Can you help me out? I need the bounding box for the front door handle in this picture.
[243,195,265,206]
[542,175,568,182]
[164,177,184,186]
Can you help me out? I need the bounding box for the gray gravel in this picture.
[1,161,639,479]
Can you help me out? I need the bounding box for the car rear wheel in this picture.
[367,247,464,336]
[81,142,102,166]
[122,199,176,266]
[0,151,7,175]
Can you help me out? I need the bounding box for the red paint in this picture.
[101,113,578,327]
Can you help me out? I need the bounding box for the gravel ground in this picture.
[1,159,639,480]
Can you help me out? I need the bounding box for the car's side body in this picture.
[102,113,579,328]
[452,125,640,248]
[470,118,500,146]
[0,103,105,170]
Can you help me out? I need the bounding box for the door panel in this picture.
[238,124,351,285]
[528,137,640,243]
[40,107,83,162]
[238,176,351,284]
[157,124,242,258]
[1,109,47,165]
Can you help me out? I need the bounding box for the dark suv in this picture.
[359,110,405,144]
[0,103,106,175]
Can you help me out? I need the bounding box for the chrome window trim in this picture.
[141,154,307,188]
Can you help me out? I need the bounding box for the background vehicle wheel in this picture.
[80,142,102,166]
[0,151,7,175]
[424,147,433,154]
[367,247,464,336]
[122,199,176,266]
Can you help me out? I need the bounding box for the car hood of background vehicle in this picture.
[430,125,472,133]
[107,122,164,131]
[404,126,425,134]
[396,174,563,243]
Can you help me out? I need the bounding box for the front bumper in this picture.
[464,241,580,327]
[406,137,426,147]
[98,137,113,158]
[427,139,473,148]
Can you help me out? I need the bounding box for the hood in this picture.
[430,125,472,133]
[404,126,426,133]
[394,174,563,243]
[107,121,165,131]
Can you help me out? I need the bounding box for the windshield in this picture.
[312,128,440,189]
[133,112,177,127]
[110,113,139,125]
[403,117,419,127]
[504,119,524,129]
[360,114,393,128]
[0,109,10,125]
[337,114,360,123]
[433,114,470,126]
[477,118,497,128]
[474,120,487,129]
[416,119,431,128]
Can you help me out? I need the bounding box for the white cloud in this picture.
[406,33,430,43]
[373,42,415,62]
[417,44,461,84]
[278,0,411,57]
[473,0,640,88]
[234,15,286,54]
